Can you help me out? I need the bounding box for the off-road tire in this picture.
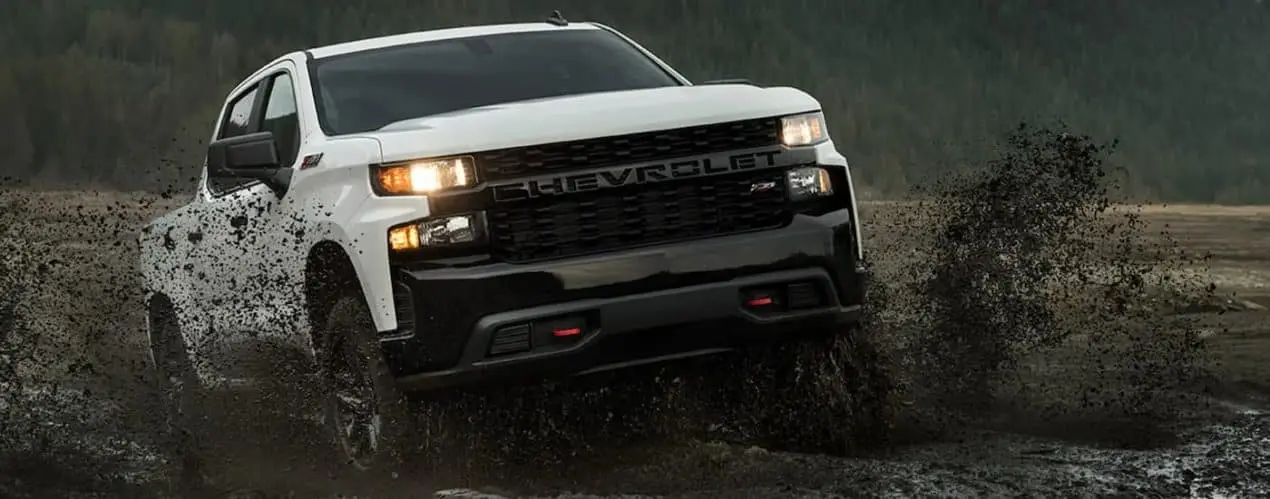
[315,292,418,471]
[147,297,213,495]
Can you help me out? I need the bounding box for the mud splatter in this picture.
[0,192,168,498]
[1,122,1265,498]
[866,123,1216,440]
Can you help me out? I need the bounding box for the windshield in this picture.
[311,29,683,135]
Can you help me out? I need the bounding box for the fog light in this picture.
[388,213,485,252]
[421,215,478,245]
[787,167,834,201]
[388,225,421,251]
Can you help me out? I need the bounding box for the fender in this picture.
[816,142,864,261]
[138,209,216,384]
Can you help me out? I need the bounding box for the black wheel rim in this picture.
[328,332,381,469]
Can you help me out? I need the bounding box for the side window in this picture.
[260,73,301,167]
[219,85,259,140]
[208,85,260,195]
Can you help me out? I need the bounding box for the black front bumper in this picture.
[382,207,865,393]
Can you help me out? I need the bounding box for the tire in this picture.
[147,297,212,494]
[721,324,897,454]
[314,292,417,471]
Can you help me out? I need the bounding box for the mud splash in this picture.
[0,193,165,499]
[870,123,1215,441]
[0,122,1234,498]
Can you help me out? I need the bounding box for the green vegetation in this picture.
[0,0,1266,202]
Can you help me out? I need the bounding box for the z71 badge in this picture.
[750,181,777,193]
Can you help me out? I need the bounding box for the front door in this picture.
[196,65,306,377]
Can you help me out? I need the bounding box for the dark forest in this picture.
[1,0,1267,202]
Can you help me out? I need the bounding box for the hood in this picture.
[357,84,820,163]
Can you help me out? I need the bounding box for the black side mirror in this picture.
[207,131,292,195]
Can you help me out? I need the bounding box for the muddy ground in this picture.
[2,144,1270,497]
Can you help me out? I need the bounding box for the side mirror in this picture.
[207,131,292,195]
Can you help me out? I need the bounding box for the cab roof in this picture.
[307,22,601,60]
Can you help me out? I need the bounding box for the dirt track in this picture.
[2,187,1270,498]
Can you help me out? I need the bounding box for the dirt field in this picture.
[1,191,1268,498]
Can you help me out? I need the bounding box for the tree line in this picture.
[0,0,1267,203]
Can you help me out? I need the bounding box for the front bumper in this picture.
[381,206,865,393]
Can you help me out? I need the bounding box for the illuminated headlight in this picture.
[786,167,834,201]
[388,214,485,252]
[780,112,828,147]
[373,156,475,195]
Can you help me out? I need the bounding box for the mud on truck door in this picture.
[197,68,307,376]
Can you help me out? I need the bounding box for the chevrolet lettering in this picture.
[491,148,789,202]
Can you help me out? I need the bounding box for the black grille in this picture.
[488,324,532,356]
[487,169,790,263]
[474,117,780,181]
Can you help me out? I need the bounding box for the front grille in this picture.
[474,117,780,181]
[486,169,790,263]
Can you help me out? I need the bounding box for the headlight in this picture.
[780,112,828,147]
[388,213,485,252]
[786,166,834,201]
[373,156,475,195]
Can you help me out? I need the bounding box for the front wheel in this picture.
[315,294,418,471]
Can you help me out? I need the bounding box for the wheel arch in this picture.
[300,197,398,326]
[304,239,389,352]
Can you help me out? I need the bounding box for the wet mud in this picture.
[2,123,1269,498]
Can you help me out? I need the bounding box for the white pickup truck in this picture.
[138,13,884,485]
